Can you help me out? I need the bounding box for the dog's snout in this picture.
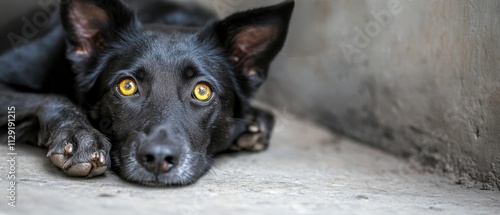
[137,144,179,175]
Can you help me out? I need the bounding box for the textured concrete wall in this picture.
[221,0,499,190]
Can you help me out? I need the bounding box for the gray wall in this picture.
[223,0,499,190]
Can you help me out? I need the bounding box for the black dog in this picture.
[0,0,294,186]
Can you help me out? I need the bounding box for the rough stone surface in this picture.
[1,118,499,214]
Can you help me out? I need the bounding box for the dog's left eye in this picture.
[118,79,138,96]
[193,83,212,101]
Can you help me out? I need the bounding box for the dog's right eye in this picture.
[193,83,212,101]
[118,79,138,96]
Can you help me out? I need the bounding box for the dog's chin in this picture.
[112,152,212,187]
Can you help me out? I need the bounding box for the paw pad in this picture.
[232,123,269,152]
[46,128,110,178]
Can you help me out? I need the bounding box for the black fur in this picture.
[0,0,294,186]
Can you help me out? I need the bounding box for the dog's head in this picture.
[60,0,294,186]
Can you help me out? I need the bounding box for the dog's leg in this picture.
[231,106,275,152]
[0,88,110,177]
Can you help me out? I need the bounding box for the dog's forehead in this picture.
[142,24,199,44]
[136,26,204,61]
[123,26,227,78]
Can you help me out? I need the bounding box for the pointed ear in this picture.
[60,0,137,63]
[215,0,294,96]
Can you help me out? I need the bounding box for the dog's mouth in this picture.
[110,139,212,187]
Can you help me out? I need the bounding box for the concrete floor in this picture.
[0,117,499,215]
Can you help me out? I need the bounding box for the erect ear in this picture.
[60,0,137,64]
[215,0,294,97]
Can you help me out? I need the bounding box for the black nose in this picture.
[137,144,179,174]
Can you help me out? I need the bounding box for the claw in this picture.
[64,143,73,155]
[248,124,260,133]
[98,151,106,165]
[91,152,99,161]
[91,151,106,166]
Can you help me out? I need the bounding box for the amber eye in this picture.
[118,79,137,96]
[193,83,212,101]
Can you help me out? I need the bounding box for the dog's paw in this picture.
[231,123,269,152]
[46,125,111,177]
[231,108,275,152]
